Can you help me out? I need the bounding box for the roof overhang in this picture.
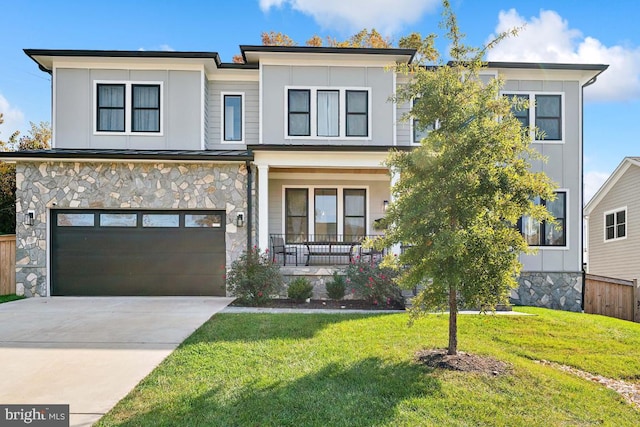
[483,61,609,87]
[240,45,416,66]
[0,149,254,163]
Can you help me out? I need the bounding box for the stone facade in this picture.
[280,265,346,299]
[511,272,583,312]
[16,161,248,297]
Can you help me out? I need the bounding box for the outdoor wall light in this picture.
[383,200,389,212]
[237,212,245,227]
[25,211,35,226]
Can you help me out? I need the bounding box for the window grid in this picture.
[131,84,160,133]
[518,192,566,247]
[97,84,126,132]
[504,92,563,142]
[605,208,626,241]
[288,89,311,137]
[346,90,368,137]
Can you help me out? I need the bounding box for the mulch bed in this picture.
[230,298,405,310]
[415,349,510,375]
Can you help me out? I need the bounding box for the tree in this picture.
[379,0,554,355]
[261,31,297,46]
[0,120,51,233]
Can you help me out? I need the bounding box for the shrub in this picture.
[287,277,314,302]
[226,246,284,306]
[345,258,404,308]
[326,271,346,300]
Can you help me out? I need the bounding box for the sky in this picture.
[1,0,639,202]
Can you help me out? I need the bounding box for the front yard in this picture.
[97,308,640,426]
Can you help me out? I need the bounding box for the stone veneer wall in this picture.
[279,266,347,299]
[15,161,248,297]
[511,272,583,312]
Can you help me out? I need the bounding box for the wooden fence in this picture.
[0,234,16,295]
[584,274,638,322]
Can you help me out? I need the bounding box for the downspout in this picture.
[245,159,253,254]
[580,72,604,311]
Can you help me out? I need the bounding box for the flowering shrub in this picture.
[345,257,404,308]
[226,246,284,306]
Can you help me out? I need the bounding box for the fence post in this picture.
[634,279,639,323]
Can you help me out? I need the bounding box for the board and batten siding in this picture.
[588,165,640,281]
[502,79,582,273]
[205,80,259,149]
[55,68,202,150]
[261,65,394,146]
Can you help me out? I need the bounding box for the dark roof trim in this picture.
[217,62,260,70]
[482,61,609,72]
[240,45,416,64]
[24,49,222,72]
[0,149,253,162]
[247,144,411,152]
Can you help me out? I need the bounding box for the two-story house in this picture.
[1,45,606,312]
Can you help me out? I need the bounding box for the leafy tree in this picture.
[379,0,554,355]
[0,120,51,234]
[328,29,391,48]
[261,31,297,46]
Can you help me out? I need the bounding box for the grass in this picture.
[97,307,640,426]
[0,294,25,304]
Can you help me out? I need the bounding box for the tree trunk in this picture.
[448,286,457,355]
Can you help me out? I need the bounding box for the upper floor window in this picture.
[95,81,163,135]
[286,87,371,139]
[518,191,567,247]
[504,92,563,142]
[411,99,436,144]
[604,207,626,241]
[222,93,244,142]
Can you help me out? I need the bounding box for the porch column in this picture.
[390,168,401,256]
[257,163,270,251]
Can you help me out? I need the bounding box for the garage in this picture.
[51,209,226,296]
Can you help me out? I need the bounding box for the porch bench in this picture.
[304,241,357,266]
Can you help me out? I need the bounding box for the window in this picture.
[346,90,368,137]
[411,99,436,144]
[284,187,367,243]
[344,189,366,239]
[223,94,243,142]
[185,214,222,228]
[605,208,626,241]
[505,93,563,142]
[97,84,125,132]
[132,85,160,132]
[95,81,162,134]
[288,89,311,136]
[286,87,371,138]
[317,90,339,137]
[285,188,309,243]
[518,192,566,247]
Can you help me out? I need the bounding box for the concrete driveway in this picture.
[0,296,233,427]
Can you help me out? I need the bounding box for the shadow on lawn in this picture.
[194,312,400,343]
[111,357,439,427]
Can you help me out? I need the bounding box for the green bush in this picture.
[346,258,404,308]
[325,271,346,300]
[226,246,284,306]
[287,277,314,302]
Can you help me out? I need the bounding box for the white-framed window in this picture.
[221,92,244,143]
[604,207,627,242]
[283,186,368,243]
[94,80,163,135]
[518,191,567,247]
[503,92,564,143]
[285,87,371,140]
[410,98,437,145]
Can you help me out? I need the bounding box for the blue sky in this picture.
[1,0,638,201]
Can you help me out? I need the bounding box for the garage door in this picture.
[51,210,226,296]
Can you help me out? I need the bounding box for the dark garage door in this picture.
[51,210,226,296]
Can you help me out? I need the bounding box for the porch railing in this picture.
[269,234,385,266]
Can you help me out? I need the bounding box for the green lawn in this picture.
[0,294,24,304]
[97,307,640,426]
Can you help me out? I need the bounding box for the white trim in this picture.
[93,80,164,136]
[200,68,205,150]
[258,62,263,144]
[51,67,57,148]
[220,91,245,144]
[585,158,639,214]
[257,164,270,250]
[603,206,627,243]
[392,72,397,146]
[500,90,566,144]
[281,185,371,237]
[46,207,51,297]
[283,86,372,141]
[527,188,571,251]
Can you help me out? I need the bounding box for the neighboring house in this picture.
[0,46,606,312]
[584,157,640,281]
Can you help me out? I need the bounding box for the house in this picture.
[0,45,606,312]
[584,157,640,281]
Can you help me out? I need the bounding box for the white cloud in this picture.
[160,44,175,52]
[0,94,25,139]
[259,0,440,35]
[486,9,640,102]
[584,170,610,203]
